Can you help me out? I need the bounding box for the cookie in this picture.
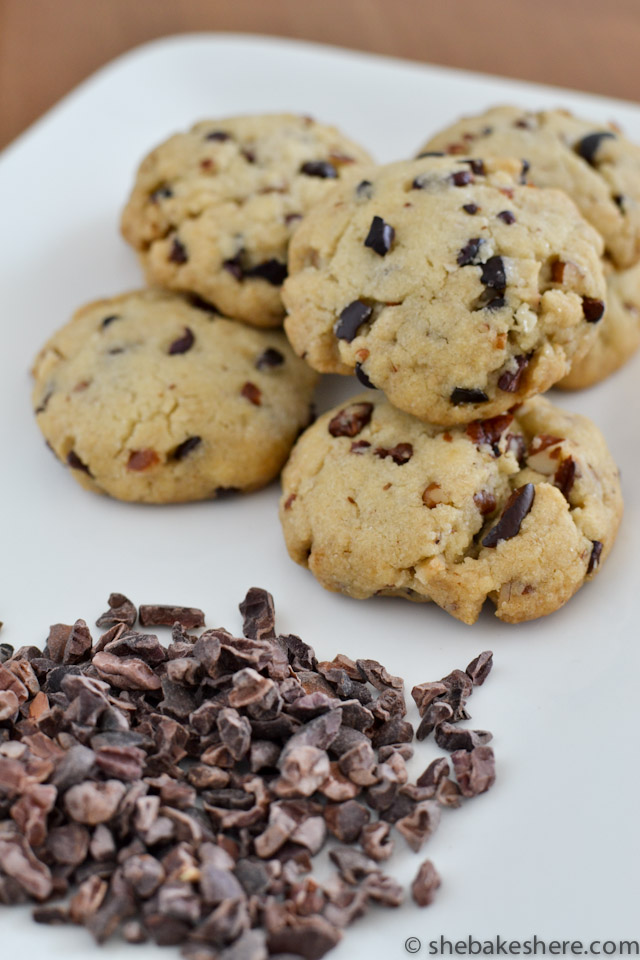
[418,105,640,269]
[283,156,606,426]
[32,289,317,503]
[558,258,640,389]
[121,114,372,328]
[280,393,622,624]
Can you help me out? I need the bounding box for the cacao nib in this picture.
[0,586,499,953]
[139,605,205,629]
[96,594,137,630]
[434,722,492,752]
[360,820,393,861]
[451,745,496,797]
[412,859,441,906]
[465,651,493,686]
[239,588,276,640]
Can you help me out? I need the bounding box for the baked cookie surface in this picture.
[280,393,622,624]
[121,114,372,328]
[418,105,640,269]
[283,156,605,425]
[32,289,317,503]
[558,258,640,389]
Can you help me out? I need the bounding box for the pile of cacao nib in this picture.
[0,589,495,959]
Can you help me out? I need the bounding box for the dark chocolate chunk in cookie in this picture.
[169,237,188,264]
[66,451,92,476]
[457,238,483,266]
[169,328,195,355]
[255,347,285,369]
[575,131,616,166]
[480,256,506,290]
[355,363,376,389]
[451,387,489,405]
[172,437,202,461]
[244,259,288,285]
[335,301,373,341]
[582,297,605,323]
[364,216,395,257]
[300,161,338,179]
[482,483,535,547]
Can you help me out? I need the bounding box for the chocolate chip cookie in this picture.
[283,156,606,425]
[32,289,317,503]
[558,258,640,389]
[121,114,372,328]
[418,105,640,269]
[280,393,622,624]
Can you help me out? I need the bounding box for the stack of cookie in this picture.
[31,115,372,502]
[31,107,638,624]
[279,109,640,623]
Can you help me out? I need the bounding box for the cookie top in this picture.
[32,289,317,503]
[418,106,640,269]
[280,393,622,624]
[121,114,373,328]
[283,156,605,425]
[558,258,640,389]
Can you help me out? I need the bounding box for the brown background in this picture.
[1,0,639,150]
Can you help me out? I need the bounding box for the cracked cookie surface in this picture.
[283,156,605,425]
[418,105,640,269]
[121,114,372,328]
[32,289,317,503]
[280,393,622,624]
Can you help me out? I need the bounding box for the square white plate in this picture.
[1,34,639,958]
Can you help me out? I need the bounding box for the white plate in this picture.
[1,34,639,958]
